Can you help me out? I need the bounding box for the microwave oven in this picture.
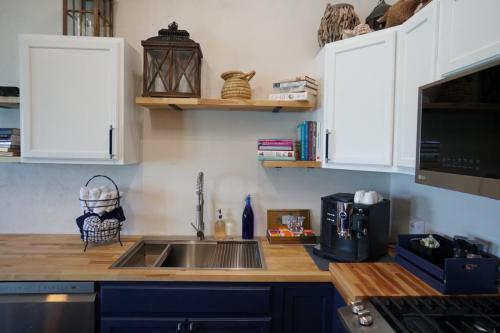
[416,61,500,200]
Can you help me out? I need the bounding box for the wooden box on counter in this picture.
[266,209,317,245]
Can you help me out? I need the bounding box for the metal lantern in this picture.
[142,22,203,98]
[63,0,113,37]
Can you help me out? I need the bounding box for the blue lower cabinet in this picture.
[188,318,271,333]
[99,282,340,333]
[101,318,185,333]
[282,285,334,333]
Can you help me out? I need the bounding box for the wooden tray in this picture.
[266,209,317,245]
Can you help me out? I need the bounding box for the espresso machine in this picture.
[313,193,390,262]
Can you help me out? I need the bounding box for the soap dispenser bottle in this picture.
[242,195,254,239]
[214,209,226,240]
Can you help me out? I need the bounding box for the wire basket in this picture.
[76,175,125,252]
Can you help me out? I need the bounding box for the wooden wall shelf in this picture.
[262,161,322,168]
[0,96,20,109]
[136,97,315,112]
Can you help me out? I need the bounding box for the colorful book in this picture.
[272,81,318,90]
[258,139,294,146]
[269,92,315,101]
[315,122,321,161]
[273,85,318,96]
[257,156,295,161]
[0,151,20,157]
[258,145,294,151]
[0,147,20,152]
[257,150,295,158]
[0,128,20,135]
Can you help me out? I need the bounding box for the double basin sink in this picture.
[111,238,265,270]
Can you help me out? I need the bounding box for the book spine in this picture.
[269,92,313,101]
[272,81,318,89]
[299,123,304,160]
[258,145,294,151]
[303,122,308,161]
[272,86,318,95]
[257,150,295,158]
[296,125,301,160]
[315,121,321,161]
[308,122,313,161]
[257,156,296,161]
[258,139,293,146]
[0,129,20,135]
[312,122,316,161]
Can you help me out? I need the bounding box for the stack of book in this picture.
[269,75,318,102]
[296,121,320,161]
[0,128,20,157]
[257,139,295,161]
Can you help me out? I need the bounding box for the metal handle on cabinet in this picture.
[189,322,194,332]
[108,125,114,159]
[325,130,332,162]
[177,322,182,333]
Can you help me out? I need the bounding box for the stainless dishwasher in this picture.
[0,282,96,333]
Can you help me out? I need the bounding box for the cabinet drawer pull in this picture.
[189,322,194,332]
[177,322,182,332]
[108,125,114,159]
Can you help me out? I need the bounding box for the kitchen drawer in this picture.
[100,284,271,316]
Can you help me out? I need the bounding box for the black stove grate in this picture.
[371,296,500,333]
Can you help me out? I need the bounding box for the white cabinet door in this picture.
[394,1,440,171]
[324,29,396,167]
[19,35,136,164]
[438,0,500,77]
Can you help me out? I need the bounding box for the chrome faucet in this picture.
[191,171,205,240]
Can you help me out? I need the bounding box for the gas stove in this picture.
[338,296,500,333]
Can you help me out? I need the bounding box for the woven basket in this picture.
[221,70,255,100]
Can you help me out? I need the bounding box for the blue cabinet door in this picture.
[101,318,185,333]
[189,318,271,333]
[282,285,334,333]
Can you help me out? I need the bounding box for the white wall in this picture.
[390,174,500,256]
[0,0,392,236]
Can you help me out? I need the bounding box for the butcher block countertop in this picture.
[0,234,331,282]
[330,262,441,303]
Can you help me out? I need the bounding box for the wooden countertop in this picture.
[0,235,331,282]
[330,262,441,303]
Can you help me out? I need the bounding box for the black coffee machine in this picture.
[313,193,390,262]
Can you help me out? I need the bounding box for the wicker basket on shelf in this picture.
[220,70,255,100]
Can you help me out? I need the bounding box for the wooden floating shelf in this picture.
[262,161,322,168]
[136,97,315,112]
[0,157,21,163]
[0,96,20,109]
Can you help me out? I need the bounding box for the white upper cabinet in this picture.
[437,0,500,77]
[19,35,139,164]
[323,28,397,168]
[394,1,440,172]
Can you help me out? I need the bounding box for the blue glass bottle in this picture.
[242,195,254,239]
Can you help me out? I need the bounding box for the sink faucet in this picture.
[191,172,205,240]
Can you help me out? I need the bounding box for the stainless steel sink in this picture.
[111,238,265,270]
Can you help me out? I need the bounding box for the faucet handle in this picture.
[191,223,205,240]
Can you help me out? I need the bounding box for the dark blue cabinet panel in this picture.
[100,284,270,316]
[282,285,334,333]
[333,288,347,333]
[189,318,271,333]
[101,318,184,333]
[99,282,340,333]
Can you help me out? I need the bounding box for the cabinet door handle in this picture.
[177,322,182,333]
[189,322,194,332]
[325,130,332,162]
[108,125,114,159]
